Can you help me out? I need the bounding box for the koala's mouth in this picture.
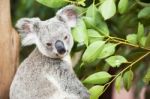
[56,53,67,58]
[55,50,68,58]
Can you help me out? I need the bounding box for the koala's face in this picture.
[16,5,77,58]
[36,19,73,58]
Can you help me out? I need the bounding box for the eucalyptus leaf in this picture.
[118,0,128,14]
[98,0,116,20]
[87,29,104,44]
[83,17,95,28]
[99,0,106,3]
[143,68,150,84]
[89,85,104,99]
[98,43,117,59]
[77,0,86,6]
[72,19,88,46]
[137,22,144,43]
[105,55,127,67]
[145,33,150,48]
[82,41,105,64]
[138,7,150,19]
[83,71,112,84]
[75,6,87,15]
[73,42,86,51]
[86,3,98,18]
[126,34,138,44]
[123,70,133,91]
[139,36,147,47]
[115,75,122,93]
[84,4,109,36]
[83,17,109,36]
[36,0,67,8]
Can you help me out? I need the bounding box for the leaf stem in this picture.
[109,36,127,42]
[102,51,150,95]
[135,0,150,7]
[108,36,150,51]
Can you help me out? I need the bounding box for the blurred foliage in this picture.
[11,0,55,23]
[11,0,150,99]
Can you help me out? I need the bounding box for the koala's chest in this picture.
[12,59,86,99]
[43,63,78,90]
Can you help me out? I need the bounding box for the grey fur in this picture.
[10,5,89,99]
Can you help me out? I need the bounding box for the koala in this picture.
[9,5,89,99]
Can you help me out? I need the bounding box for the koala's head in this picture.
[16,5,78,58]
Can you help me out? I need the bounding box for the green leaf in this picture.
[86,4,97,18]
[82,41,105,64]
[75,6,87,15]
[145,33,150,48]
[123,70,133,91]
[74,42,86,51]
[143,68,150,84]
[83,17,95,28]
[137,22,144,42]
[72,19,88,46]
[98,0,116,20]
[36,0,67,8]
[126,34,138,44]
[138,7,150,19]
[105,55,127,67]
[83,71,112,84]
[139,36,147,47]
[83,17,109,36]
[99,0,106,3]
[89,85,104,99]
[84,4,109,36]
[87,29,104,44]
[98,43,117,59]
[115,75,122,93]
[77,0,86,6]
[118,0,129,14]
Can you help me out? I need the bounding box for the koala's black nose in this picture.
[55,40,66,55]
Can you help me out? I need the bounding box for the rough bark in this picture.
[0,0,19,99]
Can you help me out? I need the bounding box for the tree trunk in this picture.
[0,0,19,99]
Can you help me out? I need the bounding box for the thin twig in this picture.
[102,51,150,94]
[108,37,150,51]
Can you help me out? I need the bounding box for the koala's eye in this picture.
[64,36,68,40]
[46,43,52,46]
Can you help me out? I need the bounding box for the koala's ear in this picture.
[56,5,78,28]
[15,18,40,46]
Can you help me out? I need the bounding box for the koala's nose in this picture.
[55,40,66,55]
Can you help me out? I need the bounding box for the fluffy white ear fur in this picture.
[21,33,37,46]
[56,5,78,28]
[15,18,40,46]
